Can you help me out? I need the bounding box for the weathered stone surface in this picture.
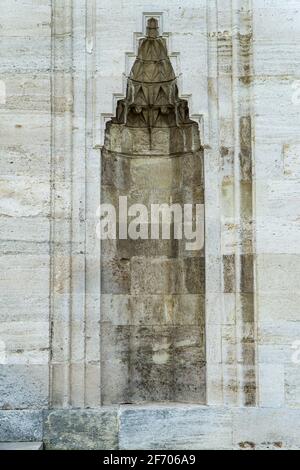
[100,17,205,405]
[1,0,300,449]
[285,365,300,408]
[119,405,300,450]
[43,409,119,450]
[0,365,48,409]
[129,157,182,190]
[3,406,300,450]
[0,411,43,442]
[101,150,131,191]
[258,364,285,408]
[117,237,179,259]
[233,408,300,450]
[184,257,205,294]
[101,324,205,404]
[104,122,201,156]
[0,321,49,364]
[119,405,232,450]
[101,258,131,294]
[101,294,205,327]
[223,255,236,293]
[131,258,185,295]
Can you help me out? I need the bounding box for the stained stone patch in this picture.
[101,258,131,294]
[232,408,300,450]
[43,409,119,450]
[101,294,205,327]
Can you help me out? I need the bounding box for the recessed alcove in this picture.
[100,18,205,404]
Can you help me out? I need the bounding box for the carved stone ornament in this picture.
[113,18,193,128]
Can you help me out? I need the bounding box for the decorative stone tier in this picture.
[104,122,201,156]
[113,18,194,129]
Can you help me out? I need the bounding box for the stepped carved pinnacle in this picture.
[113,18,193,128]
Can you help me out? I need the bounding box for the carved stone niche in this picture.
[101,18,205,404]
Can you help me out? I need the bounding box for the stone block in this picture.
[100,294,205,327]
[0,442,43,450]
[0,176,50,218]
[119,405,233,450]
[117,237,179,260]
[101,257,131,294]
[0,411,43,442]
[43,409,118,450]
[129,157,182,190]
[223,255,235,293]
[184,257,205,294]
[101,323,205,404]
[0,321,49,364]
[182,152,203,188]
[101,150,131,190]
[0,365,48,409]
[0,0,51,37]
[0,37,51,72]
[131,257,184,295]
[233,408,300,450]
[258,364,285,408]
[257,255,300,293]
[0,292,49,323]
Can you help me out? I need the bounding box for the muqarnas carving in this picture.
[101,18,206,404]
[114,18,192,129]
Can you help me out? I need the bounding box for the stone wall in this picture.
[0,0,51,410]
[0,0,300,449]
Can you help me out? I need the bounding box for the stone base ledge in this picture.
[1,406,300,450]
[118,405,300,450]
[0,442,43,450]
